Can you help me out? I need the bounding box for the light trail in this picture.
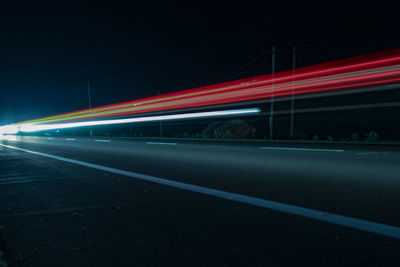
[14,63,400,125]
[22,48,400,125]
[2,48,400,130]
[15,108,261,133]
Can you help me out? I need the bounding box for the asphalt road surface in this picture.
[1,136,400,266]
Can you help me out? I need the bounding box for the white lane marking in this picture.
[66,138,76,141]
[261,146,344,152]
[94,139,111,142]
[1,144,400,239]
[47,137,54,140]
[146,142,177,146]
[356,152,389,155]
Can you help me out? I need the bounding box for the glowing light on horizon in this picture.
[0,134,19,141]
[0,125,19,135]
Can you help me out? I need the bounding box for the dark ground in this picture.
[1,136,400,266]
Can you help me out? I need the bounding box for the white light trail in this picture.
[0,125,19,135]
[14,108,260,133]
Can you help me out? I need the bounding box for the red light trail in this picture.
[9,48,400,126]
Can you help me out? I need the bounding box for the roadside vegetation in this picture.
[300,131,384,142]
[89,130,390,143]
[25,124,397,143]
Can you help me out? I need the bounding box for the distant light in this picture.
[0,125,19,135]
[0,135,19,141]
[18,108,261,133]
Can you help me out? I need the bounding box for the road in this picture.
[1,136,400,266]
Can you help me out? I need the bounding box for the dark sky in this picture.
[0,1,399,124]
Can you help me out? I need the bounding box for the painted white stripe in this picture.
[356,151,389,155]
[66,138,76,141]
[94,139,111,142]
[146,142,177,146]
[261,146,344,152]
[47,137,54,140]
[1,143,399,240]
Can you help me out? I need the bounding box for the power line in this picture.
[216,50,267,83]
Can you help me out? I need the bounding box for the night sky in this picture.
[1,2,399,124]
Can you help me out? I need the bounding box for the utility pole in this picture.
[158,91,163,137]
[269,46,275,139]
[88,80,93,136]
[290,47,296,139]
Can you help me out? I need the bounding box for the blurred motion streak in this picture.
[2,48,400,131]
[5,109,261,133]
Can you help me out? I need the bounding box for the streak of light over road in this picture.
[5,48,400,128]
[10,108,260,133]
